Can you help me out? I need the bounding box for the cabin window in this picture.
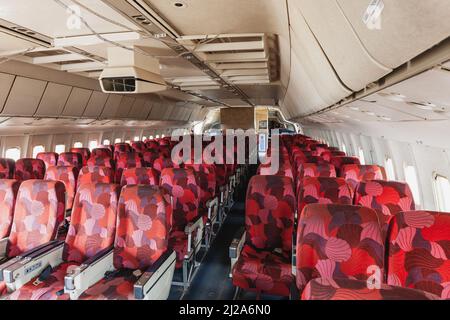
[142,136,147,141]
[32,145,45,158]
[55,144,66,154]
[434,174,450,211]
[134,136,140,142]
[74,142,83,148]
[341,144,347,154]
[161,134,165,138]
[404,164,421,205]
[5,147,21,161]
[149,136,154,140]
[358,147,366,165]
[114,138,122,144]
[103,139,111,146]
[89,140,98,150]
[385,157,396,180]
[125,140,131,144]
[156,135,160,139]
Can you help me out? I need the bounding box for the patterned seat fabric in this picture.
[37,153,59,169]
[0,179,20,239]
[14,159,46,181]
[58,153,83,169]
[142,150,159,167]
[79,185,171,300]
[302,278,440,300]
[232,175,295,297]
[297,163,337,181]
[354,180,415,228]
[91,148,112,158]
[340,165,387,192]
[0,159,15,179]
[114,143,132,154]
[257,163,294,180]
[131,142,146,153]
[160,168,199,268]
[152,156,173,175]
[185,164,217,220]
[330,157,361,174]
[70,148,91,166]
[87,156,115,169]
[77,166,114,187]
[120,167,159,187]
[387,211,450,299]
[115,153,145,183]
[7,180,66,258]
[45,166,79,210]
[298,177,353,213]
[9,183,119,300]
[296,204,384,294]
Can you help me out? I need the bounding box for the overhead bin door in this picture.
[2,77,47,116]
[0,73,15,112]
[35,83,72,117]
[62,87,92,117]
[83,91,109,118]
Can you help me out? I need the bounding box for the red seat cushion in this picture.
[80,275,136,300]
[7,263,76,300]
[232,245,293,297]
[302,278,441,300]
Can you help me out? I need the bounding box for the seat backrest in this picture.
[14,159,46,181]
[113,185,171,270]
[114,143,131,154]
[298,163,337,180]
[0,159,15,179]
[120,167,159,187]
[142,150,160,167]
[37,152,59,169]
[152,156,173,174]
[78,166,114,188]
[159,168,199,232]
[296,204,384,293]
[115,153,145,183]
[341,164,387,191]
[7,180,66,257]
[387,211,450,299]
[0,179,20,239]
[354,180,415,226]
[58,152,83,169]
[298,177,353,213]
[131,141,146,153]
[64,183,119,264]
[245,175,295,253]
[185,164,217,207]
[45,166,78,210]
[87,155,115,169]
[91,148,112,158]
[330,156,361,174]
[257,163,294,180]
[70,148,91,166]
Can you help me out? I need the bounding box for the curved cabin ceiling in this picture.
[0,0,449,125]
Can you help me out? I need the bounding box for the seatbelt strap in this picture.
[33,265,53,286]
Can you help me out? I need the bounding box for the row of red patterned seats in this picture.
[1,182,176,300]
[297,205,450,300]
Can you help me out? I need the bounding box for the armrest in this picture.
[229,227,246,278]
[64,247,114,300]
[1,241,65,290]
[206,197,219,222]
[134,250,176,300]
[229,227,246,259]
[184,216,204,256]
[0,238,8,259]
